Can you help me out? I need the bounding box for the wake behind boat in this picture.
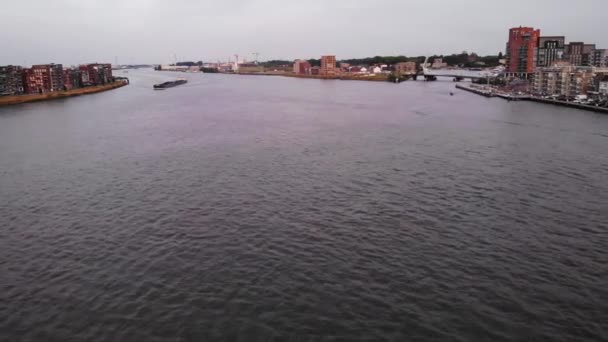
[153,79,187,90]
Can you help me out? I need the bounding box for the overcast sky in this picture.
[1,0,606,66]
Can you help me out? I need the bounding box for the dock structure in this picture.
[455,83,608,113]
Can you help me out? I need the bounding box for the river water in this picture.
[1,70,607,341]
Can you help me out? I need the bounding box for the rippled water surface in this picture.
[1,70,607,341]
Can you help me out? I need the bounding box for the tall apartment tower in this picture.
[321,55,337,76]
[536,36,565,67]
[591,49,607,67]
[567,42,596,66]
[506,27,540,76]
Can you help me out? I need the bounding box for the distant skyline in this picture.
[1,0,607,66]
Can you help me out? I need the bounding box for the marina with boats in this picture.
[455,83,608,113]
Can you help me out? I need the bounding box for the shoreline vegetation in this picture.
[0,80,128,107]
[258,53,502,70]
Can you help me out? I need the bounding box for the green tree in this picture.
[307,59,321,67]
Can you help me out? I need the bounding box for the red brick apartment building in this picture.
[321,55,337,76]
[506,27,540,76]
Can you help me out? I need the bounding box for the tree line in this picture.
[260,52,503,68]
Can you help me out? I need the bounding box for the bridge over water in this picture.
[421,57,504,80]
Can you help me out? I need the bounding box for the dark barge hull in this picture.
[153,79,187,90]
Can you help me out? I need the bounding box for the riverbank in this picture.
[229,71,391,82]
[455,83,495,97]
[282,73,390,82]
[526,97,608,113]
[0,80,128,107]
[156,69,396,82]
[455,83,608,114]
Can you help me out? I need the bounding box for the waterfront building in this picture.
[320,55,337,76]
[394,62,417,75]
[62,68,83,90]
[100,63,113,83]
[48,64,64,91]
[536,36,565,67]
[310,66,321,75]
[23,65,51,93]
[79,65,91,85]
[506,26,540,77]
[87,64,101,85]
[63,69,73,90]
[237,63,264,73]
[0,65,25,96]
[598,75,608,95]
[23,64,63,93]
[574,69,595,95]
[84,63,113,85]
[533,67,560,95]
[567,42,595,66]
[71,69,83,89]
[532,64,594,97]
[293,59,311,74]
[22,68,42,94]
[591,49,607,67]
[5,62,112,95]
[31,63,64,92]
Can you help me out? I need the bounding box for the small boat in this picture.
[153,79,187,90]
[450,92,454,96]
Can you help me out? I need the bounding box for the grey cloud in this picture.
[1,0,606,65]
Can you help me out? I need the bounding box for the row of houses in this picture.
[0,63,113,96]
[292,57,418,77]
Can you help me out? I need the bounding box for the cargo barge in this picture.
[153,79,187,90]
